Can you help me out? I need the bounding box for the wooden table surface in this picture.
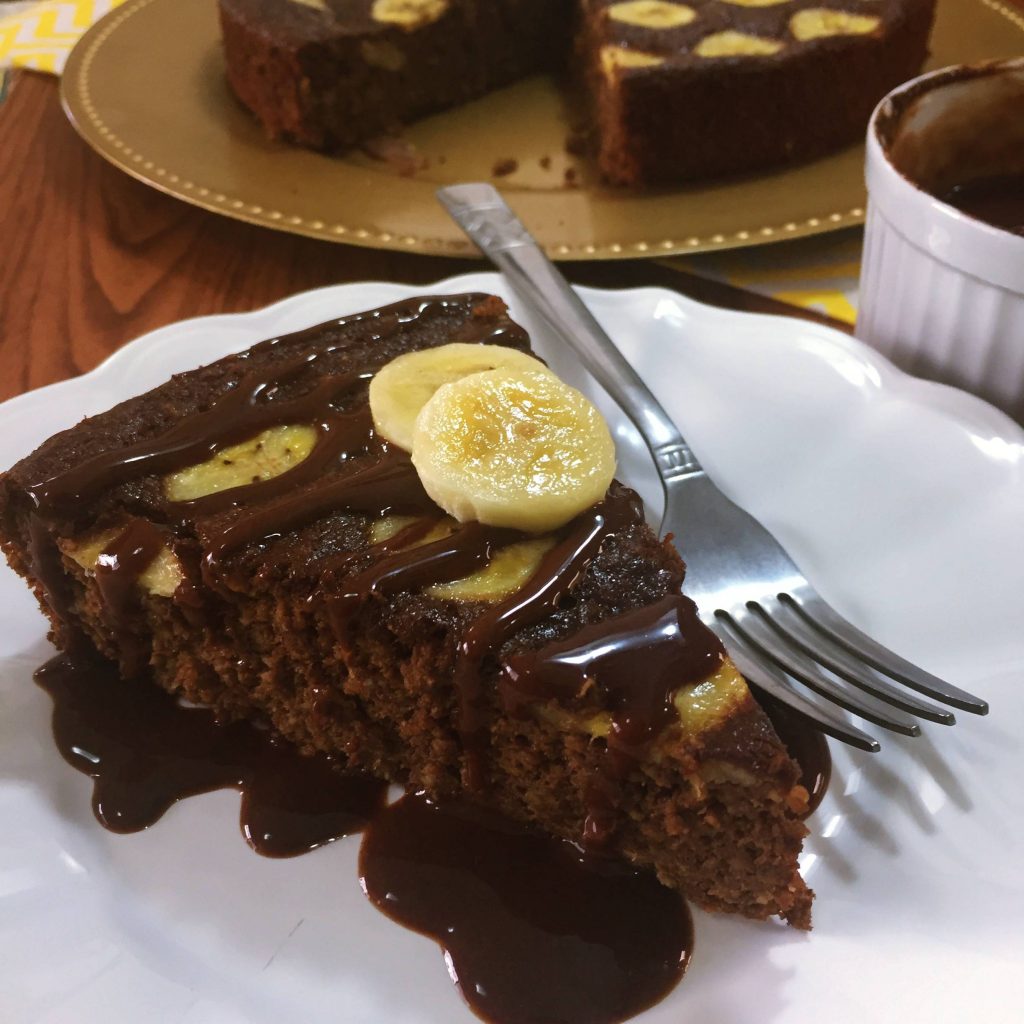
[0,70,854,406]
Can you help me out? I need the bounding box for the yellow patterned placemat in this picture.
[665,228,863,325]
[0,0,124,74]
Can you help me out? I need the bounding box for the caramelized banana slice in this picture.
[369,342,550,452]
[411,367,616,534]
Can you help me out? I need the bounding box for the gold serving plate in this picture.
[61,0,1024,260]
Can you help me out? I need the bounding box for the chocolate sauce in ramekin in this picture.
[942,174,1024,237]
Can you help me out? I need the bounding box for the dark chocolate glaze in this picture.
[34,651,702,1024]
[453,484,644,788]
[501,593,725,845]
[326,520,521,624]
[502,594,724,760]
[35,649,701,1024]
[25,296,521,517]
[19,295,511,624]
[360,791,693,1024]
[198,447,436,577]
[94,517,169,675]
[942,173,1024,237]
[35,653,387,855]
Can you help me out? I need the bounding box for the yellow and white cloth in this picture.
[0,0,862,319]
[674,229,863,325]
[0,0,124,75]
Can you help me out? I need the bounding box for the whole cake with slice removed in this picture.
[0,293,813,927]
[219,0,936,184]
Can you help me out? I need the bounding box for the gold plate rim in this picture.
[60,0,1024,261]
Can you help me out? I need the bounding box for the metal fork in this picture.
[439,183,989,752]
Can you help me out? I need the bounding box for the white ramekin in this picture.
[857,59,1024,422]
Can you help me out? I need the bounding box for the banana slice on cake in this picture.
[411,366,616,534]
[369,342,549,451]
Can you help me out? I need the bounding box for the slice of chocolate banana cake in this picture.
[0,293,813,927]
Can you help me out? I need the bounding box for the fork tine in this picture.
[782,592,989,715]
[723,610,923,736]
[752,600,957,725]
[715,622,882,752]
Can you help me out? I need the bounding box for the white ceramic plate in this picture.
[1,274,1022,1024]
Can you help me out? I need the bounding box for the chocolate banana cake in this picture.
[0,293,813,927]
[219,0,936,184]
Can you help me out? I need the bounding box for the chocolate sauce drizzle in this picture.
[198,448,436,578]
[20,295,516,648]
[94,518,170,675]
[452,485,644,788]
[500,593,726,846]
[35,653,696,1024]
[326,520,521,623]
[35,653,387,855]
[359,792,693,1024]
[503,594,724,761]
[26,296,520,518]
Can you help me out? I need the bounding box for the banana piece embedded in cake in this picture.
[695,30,784,58]
[600,45,665,74]
[164,425,318,502]
[371,0,450,30]
[605,1,696,28]
[65,530,184,598]
[428,536,557,602]
[790,9,882,40]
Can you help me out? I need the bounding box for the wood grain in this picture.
[0,72,844,406]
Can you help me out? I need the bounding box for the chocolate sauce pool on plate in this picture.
[34,654,386,855]
[34,649,830,1023]
[359,792,694,1024]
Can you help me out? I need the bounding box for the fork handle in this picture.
[437,183,704,482]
